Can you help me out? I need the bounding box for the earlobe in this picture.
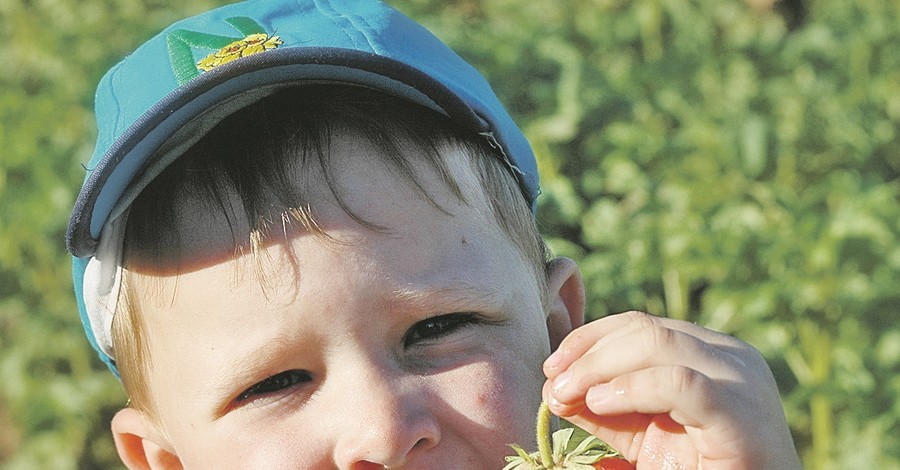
[544,257,586,351]
[111,408,183,470]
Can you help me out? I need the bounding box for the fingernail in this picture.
[552,371,571,393]
[585,384,614,409]
[543,353,560,373]
[548,396,561,408]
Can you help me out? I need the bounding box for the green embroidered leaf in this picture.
[226,17,266,36]
[166,33,201,84]
[168,29,236,50]
[165,29,245,84]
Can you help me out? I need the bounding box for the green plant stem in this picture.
[810,324,834,470]
[537,401,554,468]
[796,319,835,470]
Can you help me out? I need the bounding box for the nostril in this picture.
[352,462,383,470]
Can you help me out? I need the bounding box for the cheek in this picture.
[175,422,334,469]
[434,345,548,453]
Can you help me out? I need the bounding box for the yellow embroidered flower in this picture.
[197,33,283,72]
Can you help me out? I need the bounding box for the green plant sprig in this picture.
[503,401,623,469]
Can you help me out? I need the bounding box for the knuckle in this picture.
[623,310,657,330]
[640,318,676,352]
[670,365,705,396]
[654,323,677,349]
[563,328,589,351]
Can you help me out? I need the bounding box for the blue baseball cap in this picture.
[66,0,539,373]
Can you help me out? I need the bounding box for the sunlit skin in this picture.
[111,134,585,469]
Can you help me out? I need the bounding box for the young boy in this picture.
[66,0,801,468]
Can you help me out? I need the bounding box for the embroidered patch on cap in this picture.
[166,17,282,85]
[196,33,283,72]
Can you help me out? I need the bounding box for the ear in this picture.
[111,407,183,470]
[544,257,585,351]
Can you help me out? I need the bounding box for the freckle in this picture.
[461,236,467,245]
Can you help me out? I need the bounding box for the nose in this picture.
[332,363,441,469]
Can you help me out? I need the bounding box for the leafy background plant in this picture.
[0,0,897,468]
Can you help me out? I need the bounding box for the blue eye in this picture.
[403,313,480,347]
[236,369,311,403]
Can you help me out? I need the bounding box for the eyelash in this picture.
[235,369,312,404]
[403,312,481,348]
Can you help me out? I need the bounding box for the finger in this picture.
[544,311,748,379]
[540,395,658,465]
[579,366,757,466]
[580,365,736,433]
[547,323,748,407]
[542,379,586,417]
[544,321,601,380]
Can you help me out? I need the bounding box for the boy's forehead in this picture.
[323,131,493,219]
[129,130,503,277]
[134,149,525,301]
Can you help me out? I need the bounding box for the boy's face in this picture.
[115,133,582,469]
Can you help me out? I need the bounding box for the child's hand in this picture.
[542,311,801,469]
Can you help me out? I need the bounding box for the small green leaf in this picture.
[568,434,597,454]
[552,427,575,463]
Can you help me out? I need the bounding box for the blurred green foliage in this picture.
[1,0,897,468]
